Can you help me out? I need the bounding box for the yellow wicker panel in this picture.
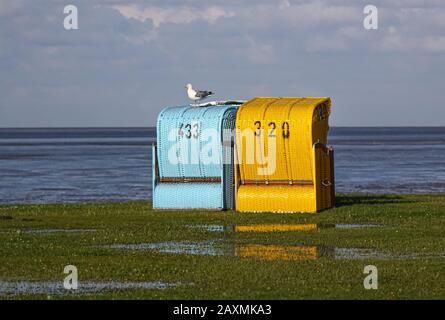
[237,185,317,213]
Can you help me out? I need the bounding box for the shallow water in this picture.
[0,127,444,204]
[105,240,442,261]
[0,228,97,235]
[187,223,381,233]
[335,224,380,229]
[0,280,176,296]
[108,240,227,256]
[22,228,97,235]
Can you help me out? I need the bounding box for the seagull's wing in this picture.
[195,90,214,98]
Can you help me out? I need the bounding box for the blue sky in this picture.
[0,0,444,127]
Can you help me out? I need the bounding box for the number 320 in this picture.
[254,121,290,138]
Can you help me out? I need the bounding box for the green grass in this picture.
[0,193,444,300]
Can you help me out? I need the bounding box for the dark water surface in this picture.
[0,127,444,204]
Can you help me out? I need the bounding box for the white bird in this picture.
[185,83,214,104]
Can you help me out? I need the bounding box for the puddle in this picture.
[105,240,413,261]
[188,223,381,233]
[20,218,42,222]
[187,225,229,233]
[0,280,178,296]
[0,228,96,235]
[21,229,97,235]
[335,224,380,229]
[333,248,391,260]
[0,215,44,222]
[108,240,231,256]
[107,239,444,261]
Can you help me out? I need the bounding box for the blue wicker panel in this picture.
[153,183,223,209]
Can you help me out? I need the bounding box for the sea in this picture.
[0,127,444,205]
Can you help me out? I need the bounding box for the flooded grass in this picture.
[105,240,443,261]
[0,194,444,299]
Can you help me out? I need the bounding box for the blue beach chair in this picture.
[152,102,242,210]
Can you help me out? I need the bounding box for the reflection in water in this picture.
[235,245,398,261]
[236,244,321,261]
[235,224,320,233]
[0,280,177,296]
[106,240,397,261]
[188,223,381,233]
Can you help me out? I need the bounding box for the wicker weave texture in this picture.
[153,182,223,209]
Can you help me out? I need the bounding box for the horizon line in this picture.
[0,126,445,130]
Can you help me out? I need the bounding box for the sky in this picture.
[0,0,444,127]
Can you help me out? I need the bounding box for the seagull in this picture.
[185,83,214,104]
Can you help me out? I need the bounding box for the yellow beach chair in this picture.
[235,97,335,213]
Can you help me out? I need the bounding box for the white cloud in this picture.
[423,36,445,53]
[379,24,445,53]
[278,0,291,10]
[2,0,445,126]
[396,7,445,29]
[112,5,234,28]
[280,2,360,25]
[0,0,24,17]
[244,36,276,64]
[379,26,410,52]
[306,36,349,52]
